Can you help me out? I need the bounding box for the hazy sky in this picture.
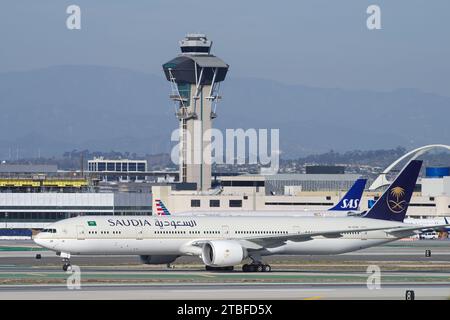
[0,0,449,96]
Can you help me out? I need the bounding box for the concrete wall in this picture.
[156,186,450,217]
[422,177,450,196]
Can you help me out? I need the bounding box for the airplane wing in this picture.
[386,223,450,236]
[238,227,386,248]
[240,224,450,249]
[188,226,393,248]
[188,224,450,251]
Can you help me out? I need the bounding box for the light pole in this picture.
[5,212,8,229]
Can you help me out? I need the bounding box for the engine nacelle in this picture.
[139,255,179,265]
[201,240,246,267]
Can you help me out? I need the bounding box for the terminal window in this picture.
[210,200,220,207]
[191,199,201,207]
[229,200,242,208]
[129,163,137,171]
[97,162,106,171]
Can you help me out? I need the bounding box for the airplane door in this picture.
[221,225,230,237]
[292,225,301,235]
[136,227,144,240]
[76,226,86,240]
[361,231,367,240]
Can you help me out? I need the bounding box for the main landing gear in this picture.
[242,263,271,272]
[242,256,271,272]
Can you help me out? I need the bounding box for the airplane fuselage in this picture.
[34,215,412,257]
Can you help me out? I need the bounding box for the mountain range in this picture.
[0,65,448,159]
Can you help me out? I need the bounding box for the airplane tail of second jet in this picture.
[363,160,422,222]
[328,178,367,211]
[155,199,171,216]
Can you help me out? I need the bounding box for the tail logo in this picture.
[155,199,170,216]
[341,199,359,209]
[387,186,407,213]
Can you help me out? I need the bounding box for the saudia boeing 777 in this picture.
[34,160,448,272]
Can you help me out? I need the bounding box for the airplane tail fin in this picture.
[155,199,171,216]
[363,160,422,222]
[328,178,367,211]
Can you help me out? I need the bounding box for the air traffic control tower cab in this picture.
[162,34,229,191]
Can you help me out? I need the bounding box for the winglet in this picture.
[363,160,422,222]
[328,178,367,211]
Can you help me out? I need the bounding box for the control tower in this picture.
[162,34,229,191]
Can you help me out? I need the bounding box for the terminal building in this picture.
[0,164,152,229]
[87,157,177,184]
[152,170,450,218]
[0,192,151,229]
[88,158,147,182]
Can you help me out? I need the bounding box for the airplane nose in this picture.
[33,237,42,247]
[33,233,46,248]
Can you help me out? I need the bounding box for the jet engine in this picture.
[139,255,179,265]
[201,240,246,267]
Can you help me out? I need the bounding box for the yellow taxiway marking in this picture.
[303,296,323,300]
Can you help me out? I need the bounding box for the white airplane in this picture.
[162,178,367,218]
[404,217,450,232]
[34,160,449,272]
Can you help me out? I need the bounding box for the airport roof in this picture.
[188,55,228,68]
[218,173,361,182]
[264,173,361,181]
[0,164,58,174]
[163,55,229,84]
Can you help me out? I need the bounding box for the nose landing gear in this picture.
[62,262,72,272]
[58,252,72,271]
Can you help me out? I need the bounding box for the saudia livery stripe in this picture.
[105,218,197,229]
